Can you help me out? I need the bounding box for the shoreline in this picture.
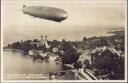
[3,48,62,63]
[3,48,24,53]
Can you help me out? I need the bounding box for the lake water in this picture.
[3,50,72,80]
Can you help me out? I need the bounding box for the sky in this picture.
[2,0,125,45]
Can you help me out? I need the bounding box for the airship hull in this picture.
[22,6,68,22]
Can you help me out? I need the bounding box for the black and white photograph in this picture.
[1,0,127,82]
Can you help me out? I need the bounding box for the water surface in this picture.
[3,50,63,80]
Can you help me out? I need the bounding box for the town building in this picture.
[30,35,50,48]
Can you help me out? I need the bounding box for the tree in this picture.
[61,41,80,64]
[91,47,123,79]
[51,40,60,48]
[83,36,87,42]
[83,59,91,69]
[62,39,66,42]
[11,42,21,50]
[21,40,32,54]
[100,38,109,46]
[33,39,39,42]
[8,44,11,48]
[74,61,82,69]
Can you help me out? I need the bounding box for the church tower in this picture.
[40,36,44,46]
[44,35,50,48]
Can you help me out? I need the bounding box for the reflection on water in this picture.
[3,50,63,77]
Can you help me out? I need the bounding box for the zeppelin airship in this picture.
[22,5,68,22]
